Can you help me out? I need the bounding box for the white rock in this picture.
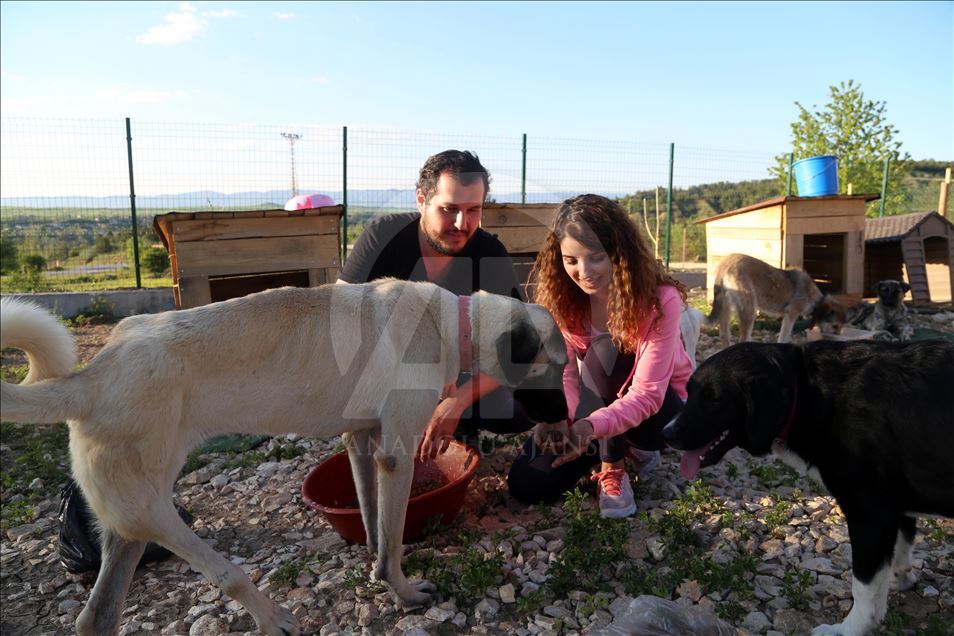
[188,615,228,636]
[742,610,772,632]
[474,598,500,622]
[424,606,455,622]
[499,583,517,604]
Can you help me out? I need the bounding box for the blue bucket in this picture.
[792,155,839,197]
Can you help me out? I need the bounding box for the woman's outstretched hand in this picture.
[551,419,595,468]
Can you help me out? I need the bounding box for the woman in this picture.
[507,194,693,517]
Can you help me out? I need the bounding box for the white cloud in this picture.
[273,12,295,20]
[1,70,25,81]
[0,95,51,113]
[308,77,331,85]
[95,88,188,104]
[136,3,207,46]
[202,9,242,18]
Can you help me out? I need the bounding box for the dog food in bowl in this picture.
[301,440,479,544]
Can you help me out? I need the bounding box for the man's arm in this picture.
[418,372,501,460]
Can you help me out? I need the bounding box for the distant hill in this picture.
[0,189,625,211]
[619,160,951,222]
[1,162,947,219]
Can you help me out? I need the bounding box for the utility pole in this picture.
[281,132,302,198]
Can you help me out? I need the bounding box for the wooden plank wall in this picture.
[481,204,558,295]
[155,207,343,309]
[785,198,866,297]
[704,205,783,301]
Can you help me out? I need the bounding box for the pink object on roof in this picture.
[284,193,335,211]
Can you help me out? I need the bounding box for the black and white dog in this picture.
[663,340,954,636]
[847,280,915,341]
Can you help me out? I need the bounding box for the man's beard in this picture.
[422,225,467,256]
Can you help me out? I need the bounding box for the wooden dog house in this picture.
[863,211,954,302]
[480,203,559,300]
[154,206,344,309]
[697,194,878,302]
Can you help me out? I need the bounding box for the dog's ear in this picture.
[496,319,542,386]
[741,347,797,453]
[900,281,911,293]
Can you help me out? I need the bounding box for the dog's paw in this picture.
[397,579,437,608]
[892,569,917,592]
[256,604,299,636]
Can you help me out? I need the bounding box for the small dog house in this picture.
[154,206,344,309]
[863,211,954,302]
[480,203,559,300]
[697,194,878,302]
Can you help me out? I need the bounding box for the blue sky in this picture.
[1,1,952,162]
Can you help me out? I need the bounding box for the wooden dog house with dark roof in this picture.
[863,211,954,302]
[696,194,878,302]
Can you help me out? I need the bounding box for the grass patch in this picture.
[621,481,757,617]
[782,567,814,611]
[0,421,71,529]
[549,488,629,595]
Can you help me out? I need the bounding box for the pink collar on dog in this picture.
[459,295,472,373]
[775,383,798,443]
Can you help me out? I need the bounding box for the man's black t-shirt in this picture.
[339,213,524,300]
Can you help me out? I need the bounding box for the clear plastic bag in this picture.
[594,595,744,636]
[57,479,192,574]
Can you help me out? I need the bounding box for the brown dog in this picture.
[708,253,845,345]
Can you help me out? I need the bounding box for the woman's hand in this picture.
[533,420,570,454]
[551,419,595,468]
[418,385,464,461]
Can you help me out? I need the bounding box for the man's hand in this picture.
[551,419,595,468]
[418,385,464,461]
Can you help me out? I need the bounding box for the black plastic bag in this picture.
[57,479,193,574]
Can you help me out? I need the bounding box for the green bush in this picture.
[141,246,170,276]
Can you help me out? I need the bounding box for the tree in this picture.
[0,237,19,273]
[772,80,911,216]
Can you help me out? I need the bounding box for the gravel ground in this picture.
[2,294,953,636]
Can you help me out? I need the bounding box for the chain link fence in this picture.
[1,117,945,292]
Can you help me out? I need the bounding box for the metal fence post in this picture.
[879,157,890,217]
[342,125,348,263]
[125,117,142,288]
[664,143,674,268]
[521,133,527,205]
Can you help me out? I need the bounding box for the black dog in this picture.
[662,341,954,636]
[847,280,914,341]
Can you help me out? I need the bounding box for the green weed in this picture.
[748,459,801,489]
[514,587,548,616]
[782,567,814,611]
[1,364,29,384]
[269,561,304,588]
[549,488,629,595]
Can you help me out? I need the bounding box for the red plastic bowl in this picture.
[301,440,479,544]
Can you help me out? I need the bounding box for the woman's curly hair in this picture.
[532,194,687,353]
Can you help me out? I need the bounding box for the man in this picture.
[337,150,530,458]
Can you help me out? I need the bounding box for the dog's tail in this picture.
[1,297,80,424]
[706,284,725,326]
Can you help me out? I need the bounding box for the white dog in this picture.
[0,279,568,636]
[679,306,705,369]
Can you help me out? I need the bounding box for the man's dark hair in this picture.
[416,150,491,203]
